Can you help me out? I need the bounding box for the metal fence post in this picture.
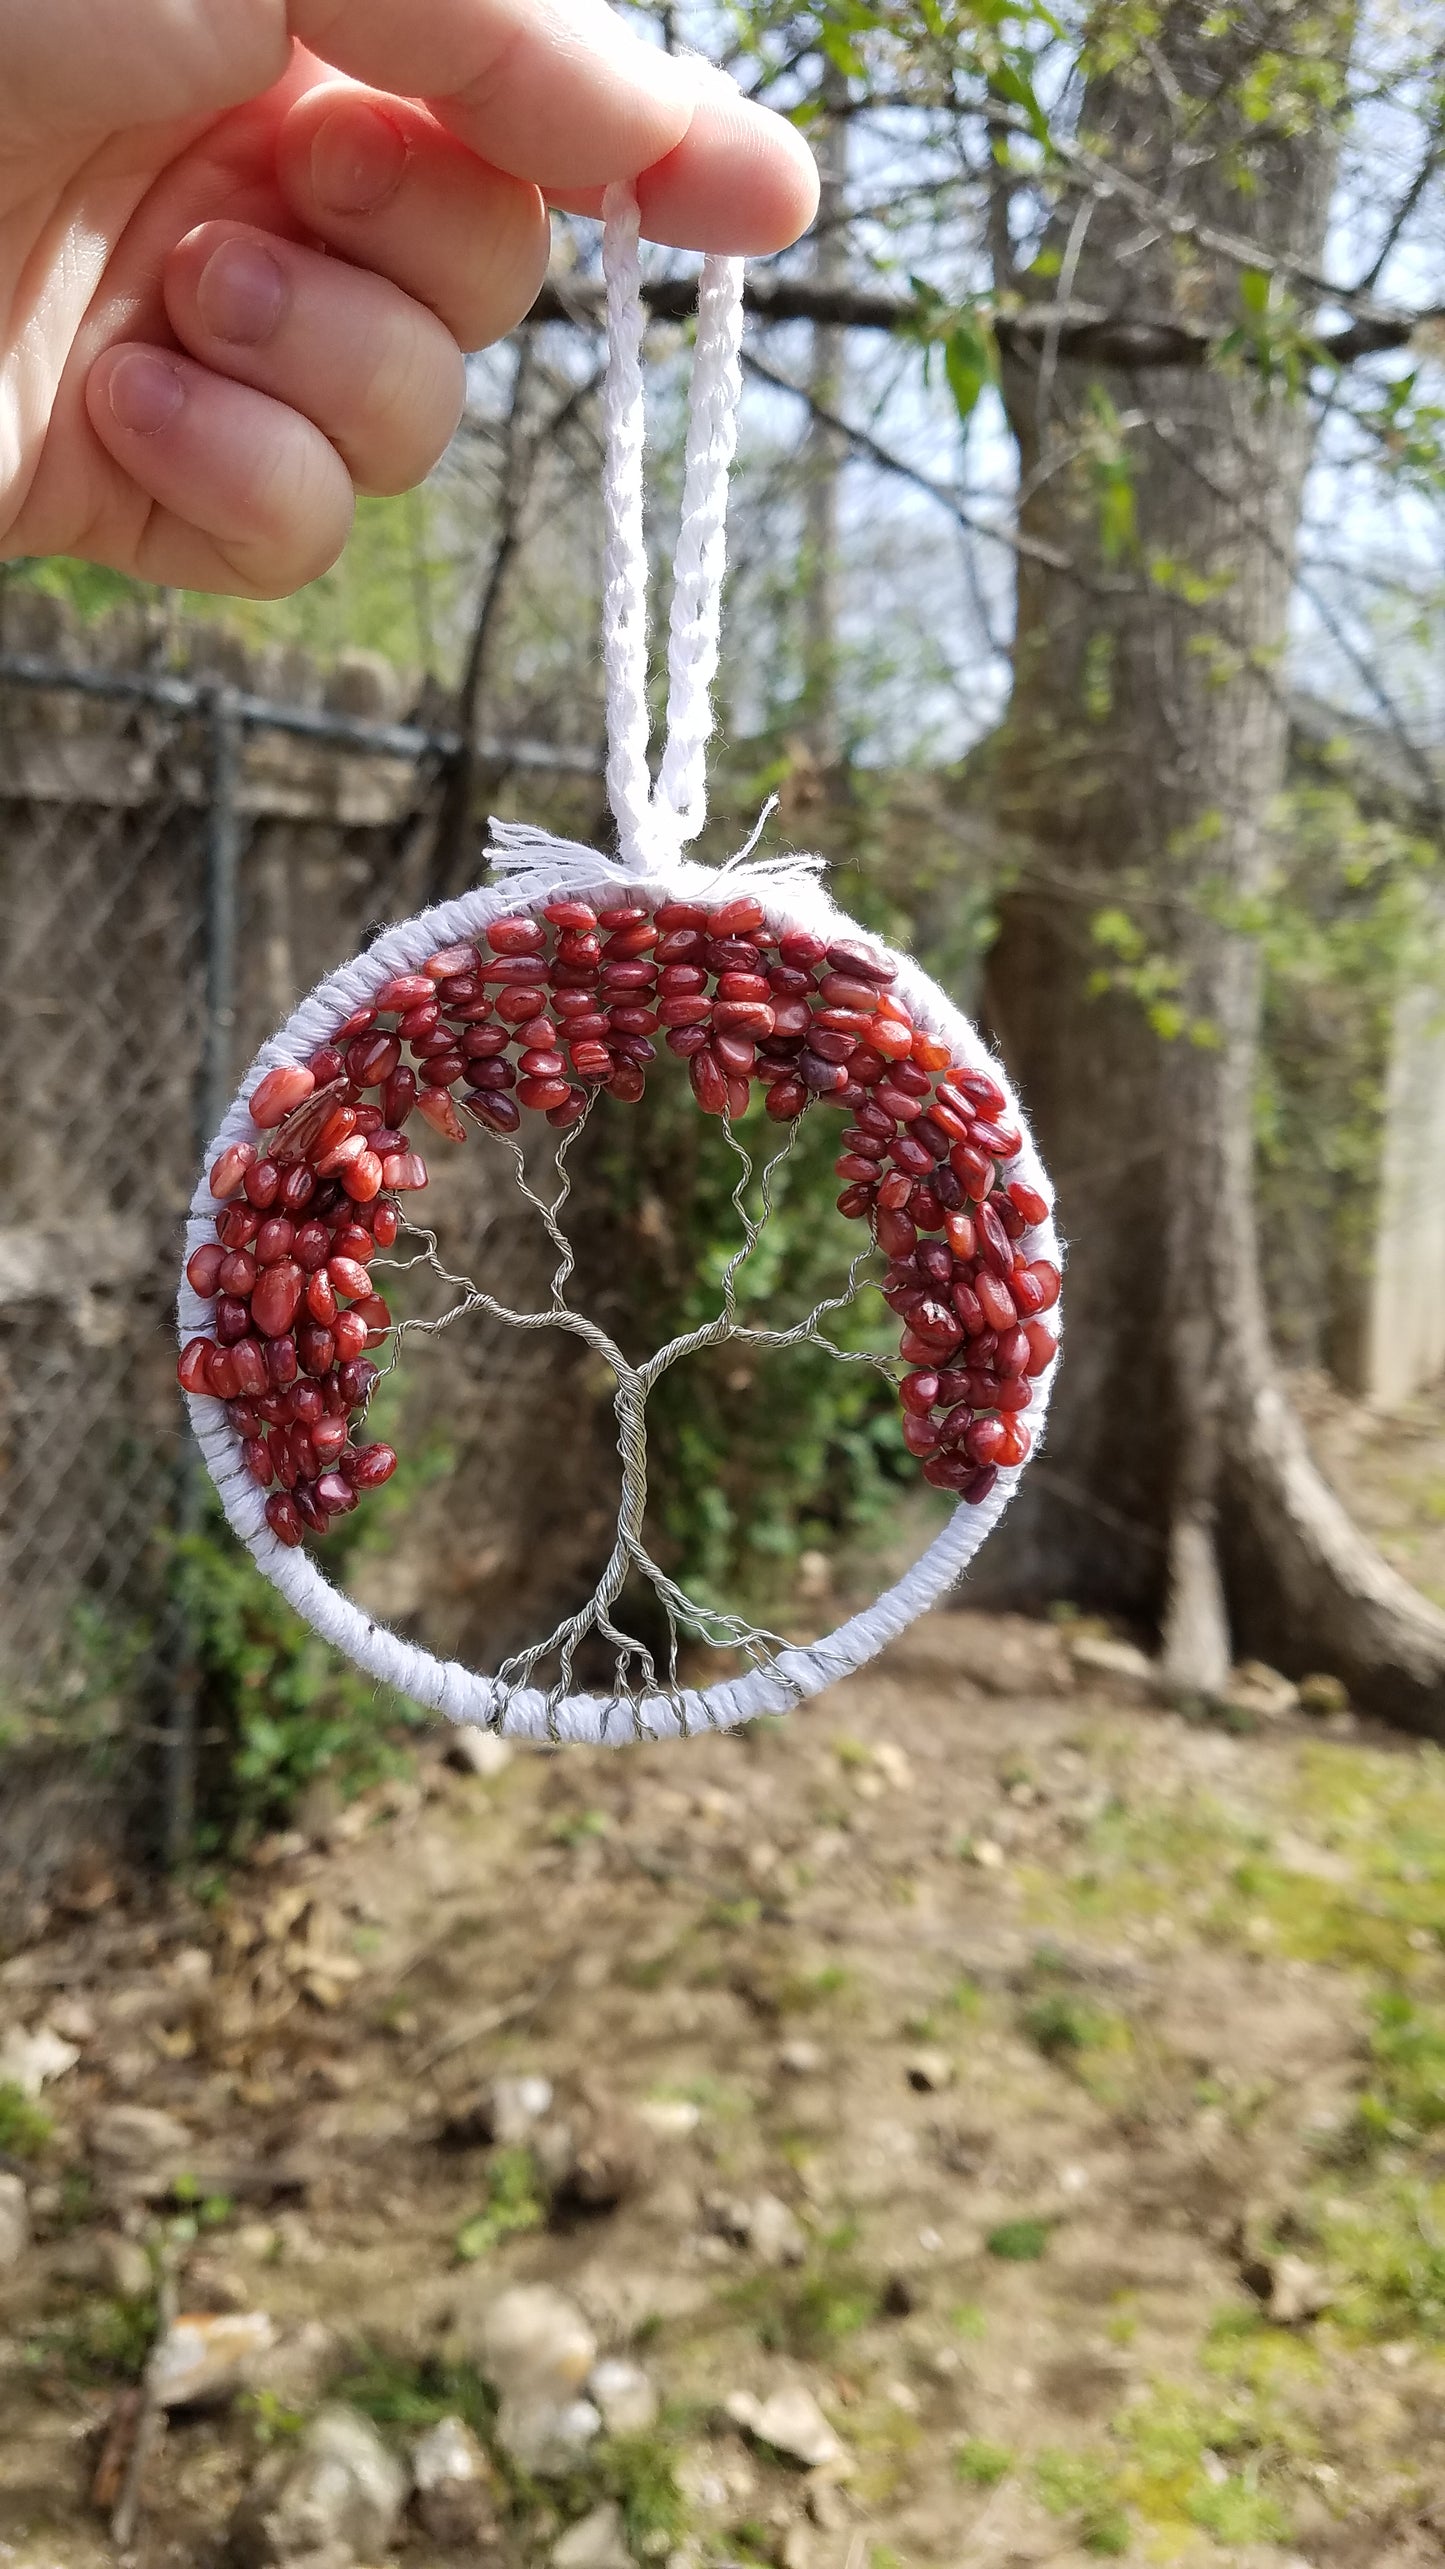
[167,687,243,1870]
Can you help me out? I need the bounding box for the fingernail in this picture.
[310,100,410,214]
[197,237,286,346]
[108,349,184,436]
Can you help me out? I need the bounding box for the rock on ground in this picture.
[150,2310,276,2409]
[726,2385,846,2472]
[410,2415,504,2549]
[587,2357,658,2434]
[229,2404,407,2565]
[552,2500,635,2569]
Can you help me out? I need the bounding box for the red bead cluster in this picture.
[178,891,1058,1548]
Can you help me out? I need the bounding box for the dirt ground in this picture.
[4,1590,1445,2569]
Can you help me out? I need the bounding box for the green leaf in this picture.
[944,315,998,428]
[1239,266,1273,320]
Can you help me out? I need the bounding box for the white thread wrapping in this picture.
[176,175,1062,1744]
[178,842,1062,1745]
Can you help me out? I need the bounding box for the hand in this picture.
[0,2,817,598]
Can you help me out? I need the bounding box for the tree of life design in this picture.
[370,1095,893,1736]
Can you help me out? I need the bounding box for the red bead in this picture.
[601,921,658,958]
[1024,1321,1057,1376]
[877,1172,912,1214]
[315,1470,359,1516]
[250,1064,315,1129]
[370,1202,400,1249]
[868,1017,913,1062]
[1008,1179,1049,1228]
[307,1045,345,1085]
[241,1436,272,1489]
[710,896,766,935]
[976,1270,1018,1333]
[229,1338,267,1400]
[459,1096,519,1136]
[569,1041,612,1080]
[900,1371,939,1416]
[827,939,894,984]
[418,1055,465,1090]
[655,901,712,931]
[346,1032,401,1090]
[205,1346,239,1400]
[690,1049,728,1116]
[517,1075,572,1112]
[344,1442,398,1490]
[209,1142,257,1200]
[902,1412,940,1457]
[252,1261,303,1338]
[973,1117,1022,1161]
[481,955,548,986]
[277,1165,315,1214]
[414,1088,467,1142]
[342,1149,384,1203]
[977,1200,1014,1277]
[659,994,712,1028]
[333,1311,369,1362]
[836,1185,873,1219]
[765,1078,807,1121]
[305,1269,338,1327]
[547,1089,589,1128]
[486,916,546,955]
[264,1334,299,1388]
[1026,1259,1061,1311]
[819,974,880,1014]
[265,1492,305,1547]
[354,1294,391,1337]
[185,1243,225,1296]
[328,1256,373,1304]
[215,1296,250,1345]
[254,1217,294,1266]
[217,1250,256,1298]
[424,942,478,978]
[296,1322,335,1376]
[876,1207,917,1260]
[177,1338,213,1395]
[608,1065,646,1105]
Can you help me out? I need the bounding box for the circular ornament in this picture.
[176,182,1061,1745]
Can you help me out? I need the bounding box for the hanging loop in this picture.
[599,181,745,874]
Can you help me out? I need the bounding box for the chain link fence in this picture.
[0,613,602,1880]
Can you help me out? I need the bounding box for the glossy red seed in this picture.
[209,1141,257,1200]
[265,1492,305,1547]
[876,1207,917,1259]
[799,1052,849,1095]
[877,1172,912,1213]
[874,1082,923,1124]
[216,1207,258,1253]
[1026,1259,1061,1311]
[177,1338,213,1394]
[765,1078,807,1121]
[217,1250,256,1299]
[411,1089,465,1143]
[977,1200,1015,1277]
[543,898,598,931]
[962,1415,1006,1469]
[1008,1179,1049,1227]
[254,1218,294,1266]
[911,1186,944,1233]
[809,1027,858,1066]
[373,973,435,1012]
[215,1297,250,1345]
[312,1469,357,1516]
[690,1049,728,1116]
[902,1411,940,1456]
[818,974,880,1014]
[568,1041,613,1080]
[424,943,478,979]
[836,1153,879,1183]
[459,1096,519,1137]
[346,1033,400,1091]
[516,1075,571,1112]
[252,1261,303,1338]
[778,930,827,968]
[912,1297,963,1348]
[305,1269,338,1327]
[709,895,765,935]
[326,1256,371,1304]
[944,1212,976,1261]
[889,1135,934,1179]
[493,984,543,1026]
[547,1088,589,1129]
[250,1064,316,1129]
[918,1241,952,1288]
[206,1345,240,1400]
[291,1221,328,1274]
[291,1382,324,1426]
[996,1327,1032,1378]
[240,1436,272,1489]
[482,955,549,986]
[976,1270,1018,1333]
[343,1150,384,1203]
[900,1371,939,1416]
[185,1243,225,1297]
[609,1065,646,1104]
[837,1184,872,1219]
[659,994,712,1028]
[330,1311,366,1362]
[602,921,658,958]
[277,1165,315,1214]
[264,1335,298,1389]
[398,1001,443,1040]
[296,1323,335,1377]
[418,1055,465,1091]
[1024,1321,1057,1377]
[346,1442,399,1491]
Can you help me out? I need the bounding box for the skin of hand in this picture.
[0,1,818,598]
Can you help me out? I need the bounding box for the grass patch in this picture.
[954,2436,1013,2487]
[454,2145,545,2263]
[1034,2449,1130,2554]
[728,2230,884,2356]
[29,2294,158,2386]
[0,2081,52,2159]
[986,2217,1052,2261]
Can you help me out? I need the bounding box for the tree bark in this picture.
[976,2,1445,1729]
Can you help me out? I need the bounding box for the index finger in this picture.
[293,0,691,190]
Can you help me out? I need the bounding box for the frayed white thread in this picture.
[484,802,826,922]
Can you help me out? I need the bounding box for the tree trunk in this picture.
[977,4,1445,1729]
